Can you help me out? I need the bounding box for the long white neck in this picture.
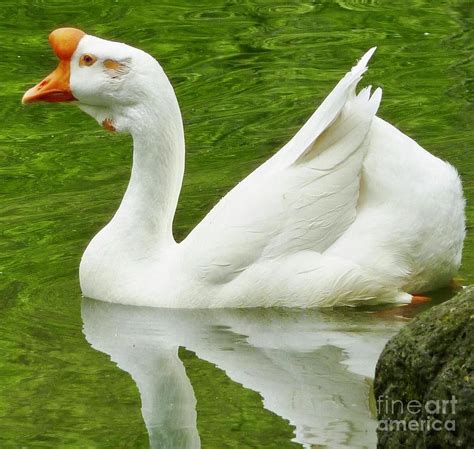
[109,80,185,254]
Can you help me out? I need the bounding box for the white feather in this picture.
[69,40,465,307]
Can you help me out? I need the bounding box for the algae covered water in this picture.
[0,1,472,448]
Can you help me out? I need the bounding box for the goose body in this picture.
[23,28,465,307]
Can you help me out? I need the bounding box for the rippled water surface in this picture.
[0,1,472,448]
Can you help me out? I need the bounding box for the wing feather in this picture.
[181,49,382,284]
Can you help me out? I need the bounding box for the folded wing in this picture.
[181,49,382,284]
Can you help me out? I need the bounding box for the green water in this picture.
[0,1,472,448]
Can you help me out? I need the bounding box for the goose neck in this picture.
[111,96,185,252]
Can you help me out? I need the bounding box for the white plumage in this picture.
[24,29,466,307]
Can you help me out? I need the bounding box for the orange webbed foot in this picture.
[410,294,431,304]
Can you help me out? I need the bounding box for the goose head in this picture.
[22,27,174,133]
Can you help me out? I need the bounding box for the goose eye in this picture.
[79,54,97,67]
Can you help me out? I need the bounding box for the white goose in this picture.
[23,28,465,308]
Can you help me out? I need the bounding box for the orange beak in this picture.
[22,27,86,104]
[22,60,75,104]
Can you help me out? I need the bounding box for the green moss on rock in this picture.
[374,287,474,449]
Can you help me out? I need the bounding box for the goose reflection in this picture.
[81,299,405,449]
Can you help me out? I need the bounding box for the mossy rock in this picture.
[374,286,474,449]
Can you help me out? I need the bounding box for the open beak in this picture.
[22,60,75,104]
[22,27,85,104]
